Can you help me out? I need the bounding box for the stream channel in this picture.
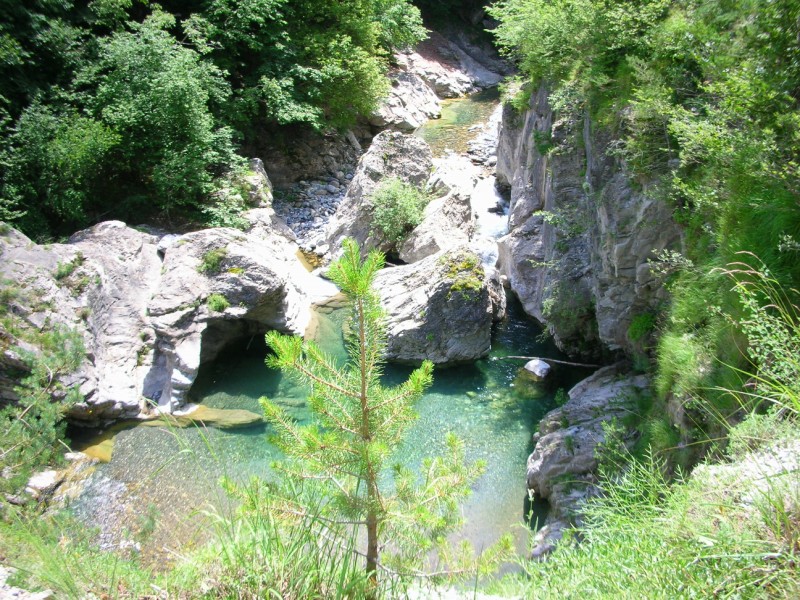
[70,90,595,565]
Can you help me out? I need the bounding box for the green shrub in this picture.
[369,177,428,246]
[627,312,656,342]
[554,387,569,407]
[53,252,84,281]
[198,247,227,274]
[207,293,229,312]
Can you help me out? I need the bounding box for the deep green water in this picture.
[415,87,500,156]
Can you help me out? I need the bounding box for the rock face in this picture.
[397,154,479,264]
[259,126,367,188]
[397,191,474,264]
[496,86,683,357]
[526,366,650,523]
[395,34,476,99]
[374,247,503,364]
[369,70,442,131]
[325,131,433,255]
[0,215,330,423]
[146,227,308,411]
[1,222,161,421]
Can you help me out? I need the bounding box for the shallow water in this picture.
[416,87,500,157]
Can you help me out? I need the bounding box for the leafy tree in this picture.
[1,0,427,238]
[184,0,425,131]
[86,10,241,210]
[260,239,506,593]
[2,103,120,234]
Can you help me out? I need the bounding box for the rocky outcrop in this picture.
[1,222,161,421]
[395,38,475,99]
[369,71,441,131]
[259,126,367,188]
[496,86,683,358]
[214,158,274,209]
[146,227,309,411]
[374,247,503,364]
[325,131,433,256]
[406,29,510,96]
[398,154,478,263]
[0,214,333,423]
[525,365,649,554]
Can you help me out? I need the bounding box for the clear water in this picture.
[70,295,592,565]
[416,87,501,157]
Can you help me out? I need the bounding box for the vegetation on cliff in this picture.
[0,0,425,239]
[490,0,800,454]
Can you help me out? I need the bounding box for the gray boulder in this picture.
[326,131,433,256]
[374,247,503,364]
[526,365,649,522]
[370,71,441,131]
[146,227,308,411]
[398,154,478,263]
[522,359,551,382]
[0,219,329,423]
[398,193,475,264]
[0,221,162,422]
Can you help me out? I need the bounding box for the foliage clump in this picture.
[0,313,84,496]
[0,0,426,239]
[370,177,429,247]
[206,293,230,312]
[197,247,227,275]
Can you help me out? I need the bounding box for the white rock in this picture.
[523,358,551,381]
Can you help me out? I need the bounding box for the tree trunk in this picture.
[366,505,378,597]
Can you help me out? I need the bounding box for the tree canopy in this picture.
[0,0,426,239]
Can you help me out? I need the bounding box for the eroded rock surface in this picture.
[146,227,308,411]
[496,86,683,357]
[325,131,433,256]
[369,70,441,131]
[525,365,650,554]
[374,247,503,364]
[0,215,330,423]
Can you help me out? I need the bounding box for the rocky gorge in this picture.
[2,19,679,570]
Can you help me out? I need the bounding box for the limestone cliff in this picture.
[496,86,683,358]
